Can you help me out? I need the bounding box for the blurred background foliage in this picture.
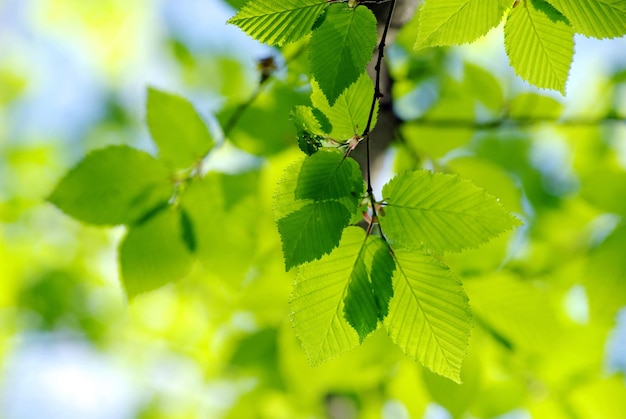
[1,0,625,418]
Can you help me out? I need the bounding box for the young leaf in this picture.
[504,0,574,93]
[343,248,378,342]
[147,87,215,169]
[546,0,626,39]
[368,236,395,319]
[277,201,351,270]
[415,0,510,49]
[343,234,396,340]
[384,248,471,383]
[291,106,329,155]
[290,227,365,365]
[380,170,520,253]
[309,4,377,105]
[295,149,363,201]
[49,145,173,226]
[119,207,195,299]
[227,0,328,46]
[311,72,378,140]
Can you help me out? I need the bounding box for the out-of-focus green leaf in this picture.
[146,87,214,169]
[119,207,195,299]
[182,171,260,282]
[49,145,172,226]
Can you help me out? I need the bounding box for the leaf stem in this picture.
[361,0,396,229]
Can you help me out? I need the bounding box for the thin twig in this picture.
[361,0,396,235]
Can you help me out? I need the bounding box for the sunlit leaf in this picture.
[547,0,626,38]
[311,73,377,140]
[368,236,395,319]
[119,207,195,298]
[49,145,172,226]
[384,247,471,383]
[504,0,574,93]
[343,243,377,342]
[147,87,215,169]
[227,0,328,46]
[415,0,510,49]
[290,227,364,364]
[309,4,377,105]
[380,170,521,253]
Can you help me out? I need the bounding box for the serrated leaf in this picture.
[415,0,510,49]
[311,72,377,140]
[147,87,215,169]
[277,201,351,270]
[274,150,364,269]
[119,207,195,299]
[295,149,363,201]
[290,227,365,365]
[49,145,172,226]
[504,0,574,93]
[343,246,378,342]
[546,0,626,38]
[227,0,328,46]
[368,236,395,319]
[380,170,521,253]
[384,248,471,383]
[274,149,364,221]
[309,4,377,105]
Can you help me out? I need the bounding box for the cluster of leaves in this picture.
[229,0,523,382]
[46,0,626,385]
[49,88,260,298]
[415,0,626,93]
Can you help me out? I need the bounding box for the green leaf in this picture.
[368,237,395,319]
[343,245,377,342]
[384,248,471,383]
[380,170,521,253]
[546,0,626,38]
[227,0,328,46]
[309,4,377,105]
[415,0,510,49]
[291,105,328,137]
[277,201,351,270]
[295,149,363,201]
[274,150,364,269]
[343,235,396,341]
[311,72,377,140]
[119,207,195,299]
[146,87,215,169]
[182,172,260,282]
[291,106,328,155]
[290,227,365,365]
[49,145,173,226]
[504,0,574,93]
[463,62,504,111]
